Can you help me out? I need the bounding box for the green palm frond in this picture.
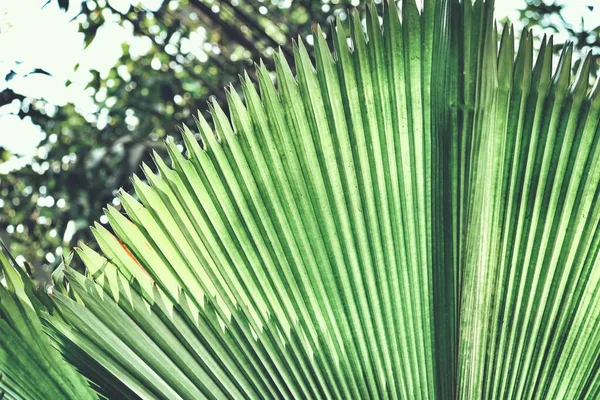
[1,0,600,398]
[0,244,96,400]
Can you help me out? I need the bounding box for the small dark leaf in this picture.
[57,0,69,11]
[5,70,16,81]
[0,148,11,162]
[28,68,51,76]
[84,26,99,48]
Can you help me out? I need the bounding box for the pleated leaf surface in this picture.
[1,0,599,399]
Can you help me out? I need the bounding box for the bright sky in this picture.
[0,0,160,172]
[0,0,598,173]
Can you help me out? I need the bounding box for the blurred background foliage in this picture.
[518,0,600,74]
[0,0,598,273]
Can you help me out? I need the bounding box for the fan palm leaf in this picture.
[1,0,599,398]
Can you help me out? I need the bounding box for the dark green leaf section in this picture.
[0,244,97,400]
[456,2,600,399]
